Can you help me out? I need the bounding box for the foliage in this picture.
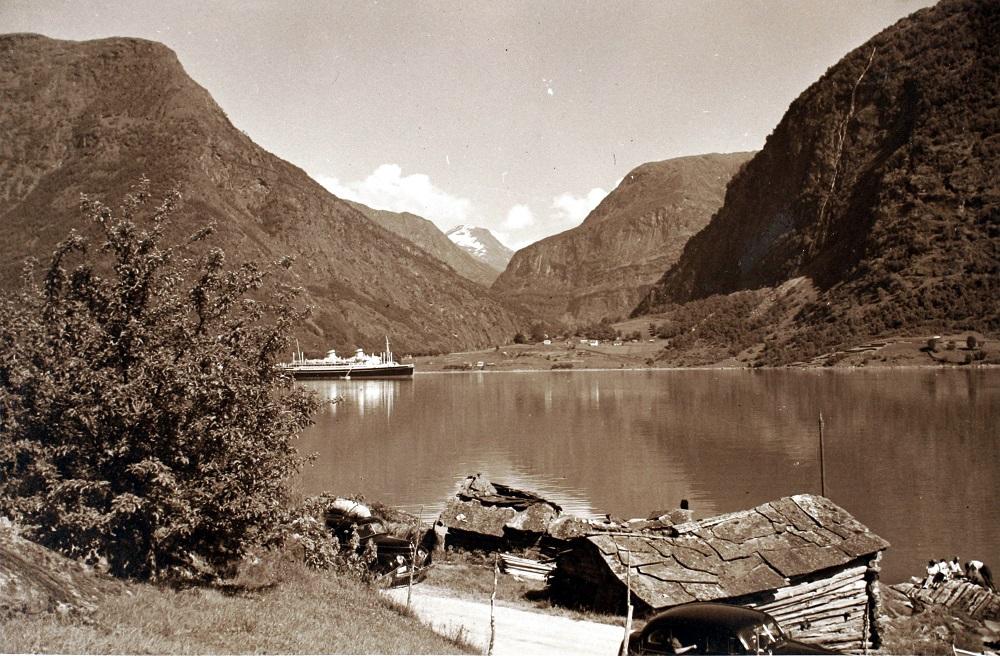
[0,180,319,580]
[575,317,617,342]
[513,332,527,344]
[279,493,378,581]
[652,291,788,365]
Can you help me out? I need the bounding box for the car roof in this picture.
[645,602,774,631]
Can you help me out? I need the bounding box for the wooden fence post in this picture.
[621,548,633,656]
[488,553,498,656]
[407,506,422,609]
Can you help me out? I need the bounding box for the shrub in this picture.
[281,494,378,580]
[0,181,319,580]
[966,335,979,349]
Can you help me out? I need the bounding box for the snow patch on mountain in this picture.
[446,225,514,272]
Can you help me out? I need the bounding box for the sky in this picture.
[3,0,936,250]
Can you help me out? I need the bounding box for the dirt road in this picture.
[383,585,624,656]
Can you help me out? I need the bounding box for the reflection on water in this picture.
[296,369,1000,583]
[311,379,399,418]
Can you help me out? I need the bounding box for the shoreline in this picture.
[407,332,999,374]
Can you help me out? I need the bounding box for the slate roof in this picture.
[580,494,889,610]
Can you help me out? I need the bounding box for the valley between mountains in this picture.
[2,0,997,366]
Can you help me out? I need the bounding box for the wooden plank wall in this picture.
[749,564,872,653]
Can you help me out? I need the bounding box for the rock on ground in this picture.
[0,522,123,617]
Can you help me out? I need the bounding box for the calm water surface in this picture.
[296,369,999,583]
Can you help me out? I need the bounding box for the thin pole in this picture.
[488,553,498,656]
[407,506,421,608]
[621,548,633,656]
[819,412,827,498]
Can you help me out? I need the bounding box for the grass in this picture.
[422,550,622,627]
[0,556,475,654]
[879,605,985,655]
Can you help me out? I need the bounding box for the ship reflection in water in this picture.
[308,379,406,418]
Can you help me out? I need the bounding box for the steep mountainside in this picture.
[636,0,999,364]
[0,34,523,354]
[446,225,513,272]
[345,201,499,286]
[492,153,752,324]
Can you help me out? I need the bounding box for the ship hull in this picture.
[286,364,415,380]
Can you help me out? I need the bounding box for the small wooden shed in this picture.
[551,494,889,653]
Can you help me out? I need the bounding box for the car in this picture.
[624,602,839,655]
[324,506,433,586]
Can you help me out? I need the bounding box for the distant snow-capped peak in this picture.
[446,225,513,272]
[446,225,487,257]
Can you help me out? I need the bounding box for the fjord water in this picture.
[296,369,999,583]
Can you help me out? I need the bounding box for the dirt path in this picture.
[383,585,624,656]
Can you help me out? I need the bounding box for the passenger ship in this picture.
[281,338,414,379]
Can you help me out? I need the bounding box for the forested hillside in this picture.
[636,0,999,364]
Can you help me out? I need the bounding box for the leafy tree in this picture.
[0,181,319,580]
[513,332,526,344]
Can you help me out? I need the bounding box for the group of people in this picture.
[923,557,996,592]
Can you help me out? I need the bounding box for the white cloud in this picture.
[502,204,535,231]
[312,164,471,229]
[551,187,608,229]
[497,186,610,250]
[313,165,615,253]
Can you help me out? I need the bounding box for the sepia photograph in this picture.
[0,1,997,654]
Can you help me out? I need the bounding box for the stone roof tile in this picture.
[638,559,720,584]
[761,544,853,579]
[576,495,886,610]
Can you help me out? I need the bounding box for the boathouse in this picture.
[551,494,889,653]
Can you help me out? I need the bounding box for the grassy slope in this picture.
[0,563,471,655]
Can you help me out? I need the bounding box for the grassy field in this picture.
[0,560,473,655]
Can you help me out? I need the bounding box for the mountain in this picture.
[345,201,500,286]
[491,153,753,325]
[0,34,523,354]
[446,225,513,272]
[635,0,999,365]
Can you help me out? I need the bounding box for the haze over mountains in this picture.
[492,153,752,325]
[0,34,522,354]
[635,0,998,364]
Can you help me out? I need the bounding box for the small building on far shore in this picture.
[550,494,889,653]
